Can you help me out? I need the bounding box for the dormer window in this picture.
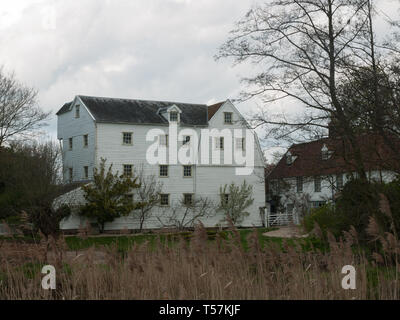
[321,144,329,160]
[286,151,293,165]
[224,112,233,124]
[169,112,178,122]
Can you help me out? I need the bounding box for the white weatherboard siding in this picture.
[57,97,96,182]
[57,99,266,231]
[271,170,397,223]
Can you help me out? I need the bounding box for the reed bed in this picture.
[0,221,399,300]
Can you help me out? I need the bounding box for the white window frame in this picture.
[84,166,89,179]
[183,165,192,177]
[123,164,133,177]
[222,193,229,205]
[83,134,88,148]
[337,173,344,190]
[314,176,321,192]
[122,132,133,145]
[159,165,169,177]
[224,112,233,124]
[215,137,224,150]
[296,176,303,193]
[169,111,178,122]
[183,193,193,206]
[160,194,170,206]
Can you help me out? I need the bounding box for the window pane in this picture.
[183,165,192,177]
[123,165,132,176]
[170,112,178,122]
[184,194,193,206]
[314,176,321,192]
[123,133,132,145]
[337,174,343,189]
[84,166,88,179]
[160,165,168,177]
[296,177,303,192]
[160,194,169,206]
[83,135,88,147]
[223,194,229,205]
[224,112,232,123]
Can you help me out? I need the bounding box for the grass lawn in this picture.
[63,227,327,252]
[1,226,327,253]
[64,227,274,251]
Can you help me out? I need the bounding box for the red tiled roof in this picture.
[207,101,225,121]
[268,134,400,180]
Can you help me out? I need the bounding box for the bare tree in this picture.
[218,181,254,226]
[157,196,216,231]
[0,67,49,147]
[217,0,399,180]
[135,166,163,232]
[0,140,76,239]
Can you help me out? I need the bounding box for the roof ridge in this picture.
[78,95,207,107]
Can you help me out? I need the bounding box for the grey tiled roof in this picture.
[56,95,210,126]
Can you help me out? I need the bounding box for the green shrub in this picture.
[303,203,349,238]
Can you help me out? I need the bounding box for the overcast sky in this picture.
[0,0,399,161]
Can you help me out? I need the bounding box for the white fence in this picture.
[266,212,297,227]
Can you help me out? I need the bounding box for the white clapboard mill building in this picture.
[56,95,266,231]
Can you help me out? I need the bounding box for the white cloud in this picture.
[0,0,398,158]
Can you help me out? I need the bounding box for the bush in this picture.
[381,178,400,235]
[335,179,381,241]
[304,178,400,243]
[303,203,349,238]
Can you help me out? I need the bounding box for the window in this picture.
[337,174,344,190]
[84,166,89,179]
[182,135,191,146]
[123,164,133,177]
[286,151,293,165]
[224,112,233,124]
[83,135,88,148]
[222,194,229,205]
[296,176,303,193]
[321,144,329,160]
[159,165,168,177]
[314,176,321,192]
[215,137,224,150]
[183,165,192,177]
[123,132,133,145]
[75,105,80,118]
[160,134,169,147]
[169,112,178,122]
[160,194,170,206]
[310,201,326,209]
[183,194,193,206]
[236,137,245,151]
[68,168,73,182]
[69,138,73,150]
